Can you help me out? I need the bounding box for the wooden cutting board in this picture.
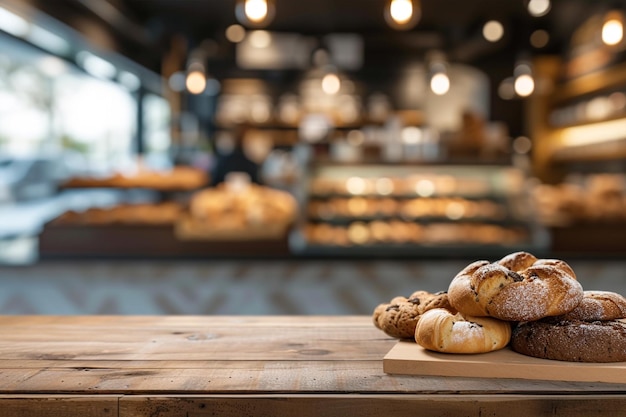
[384,340,626,384]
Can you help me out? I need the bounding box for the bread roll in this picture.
[448,252,583,322]
[414,308,511,354]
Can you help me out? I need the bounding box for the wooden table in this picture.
[0,316,625,417]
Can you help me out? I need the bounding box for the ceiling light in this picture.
[514,74,534,97]
[482,20,504,42]
[225,24,246,43]
[430,72,450,95]
[602,12,624,46]
[427,52,449,95]
[185,70,206,95]
[527,0,551,17]
[235,0,275,29]
[384,0,420,31]
[321,73,341,95]
[513,61,534,97]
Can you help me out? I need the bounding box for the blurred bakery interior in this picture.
[0,0,625,314]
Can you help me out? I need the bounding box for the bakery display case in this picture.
[289,162,548,257]
[527,14,626,256]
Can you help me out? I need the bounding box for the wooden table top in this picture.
[1,315,625,417]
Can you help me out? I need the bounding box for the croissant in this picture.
[414,308,511,354]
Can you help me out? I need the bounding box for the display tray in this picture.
[383,340,626,384]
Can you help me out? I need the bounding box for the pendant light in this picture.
[384,0,420,31]
[526,0,551,17]
[427,51,450,96]
[602,10,624,46]
[235,0,276,29]
[513,61,534,97]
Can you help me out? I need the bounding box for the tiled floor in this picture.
[1,258,624,315]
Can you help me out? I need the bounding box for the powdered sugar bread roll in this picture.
[560,290,626,321]
[414,308,512,354]
[448,252,583,322]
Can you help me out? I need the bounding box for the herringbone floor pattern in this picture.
[0,260,624,315]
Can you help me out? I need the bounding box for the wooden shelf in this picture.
[552,61,626,104]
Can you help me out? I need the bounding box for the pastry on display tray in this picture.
[176,178,297,241]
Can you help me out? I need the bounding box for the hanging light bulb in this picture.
[527,0,551,17]
[186,71,206,94]
[428,51,450,95]
[430,72,450,95]
[602,11,624,46]
[482,20,504,43]
[384,0,420,31]
[321,72,341,95]
[185,47,207,95]
[514,62,535,97]
[235,0,275,29]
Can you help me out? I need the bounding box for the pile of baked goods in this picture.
[307,197,506,221]
[176,182,297,240]
[303,221,527,246]
[532,174,626,225]
[373,251,626,362]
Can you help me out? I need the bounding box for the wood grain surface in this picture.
[384,340,626,383]
[1,316,625,416]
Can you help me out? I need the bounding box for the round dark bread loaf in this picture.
[511,317,626,362]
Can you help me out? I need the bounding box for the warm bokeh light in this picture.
[225,24,246,43]
[445,202,465,220]
[401,126,423,144]
[346,177,367,195]
[514,74,535,97]
[602,17,623,46]
[390,0,413,24]
[385,0,420,30]
[185,70,206,94]
[482,20,504,42]
[375,178,394,196]
[527,0,551,17]
[415,179,435,197]
[322,73,341,95]
[430,72,450,95]
[235,0,274,28]
[245,0,269,23]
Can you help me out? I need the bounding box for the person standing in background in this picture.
[211,123,261,186]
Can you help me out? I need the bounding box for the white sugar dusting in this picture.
[497,280,549,320]
[450,321,483,346]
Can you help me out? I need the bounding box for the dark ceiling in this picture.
[33,0,612,76]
